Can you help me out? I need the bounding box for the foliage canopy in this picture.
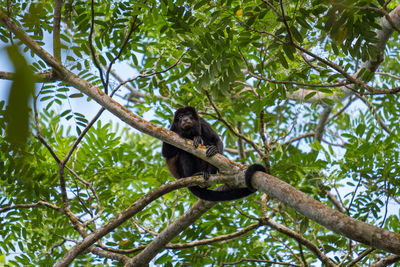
[1,0,400,266]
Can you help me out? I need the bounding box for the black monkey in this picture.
[162,106,266,201]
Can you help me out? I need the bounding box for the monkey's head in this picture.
[172,106,201,138]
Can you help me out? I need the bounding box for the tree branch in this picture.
[0,70,58,82]
[125,199,217,266]
[0,200,64,213]
[314,106,332,144]
[347,247,375,266]
[53,0,63,61]
[260,217,336,267]
[372,254,400,267]
[204,90,268,160]
[87,246,130,264]
[353,91,392,134]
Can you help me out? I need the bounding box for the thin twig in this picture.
[104,14,142,92]
[347,247,375,266]
[0,200,64,213]
[88,0,106,92]
[353,91,392,134]
[347,175,363,214]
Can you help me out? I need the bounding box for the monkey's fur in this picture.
[162,106,266,201]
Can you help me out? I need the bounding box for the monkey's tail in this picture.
[244,163,266,191]
[188,186,255,201]
[189,163,266,201]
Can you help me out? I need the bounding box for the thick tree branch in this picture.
[126,199,217,266]
[250,170,400,255]
[1,11,238,174]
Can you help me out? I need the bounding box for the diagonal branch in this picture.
[126,199,217,266]
[353,91,392,134]
[371,254,400,267]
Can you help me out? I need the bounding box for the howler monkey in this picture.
[162,106,266,201]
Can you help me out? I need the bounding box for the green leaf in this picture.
[277,50,289,68]
[304,91,317,100]
[4,46,35,147]
[69,93,84,98]
[60,109,71,117]
[282,44,295,61]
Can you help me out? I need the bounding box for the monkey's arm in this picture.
[205,137,223,157]
[193,136,204,148]
[199,118,224,156]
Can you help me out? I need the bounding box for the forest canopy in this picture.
[1,0,400,266]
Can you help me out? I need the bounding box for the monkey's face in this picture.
[173,107,200,137]
[178,112,195,130]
